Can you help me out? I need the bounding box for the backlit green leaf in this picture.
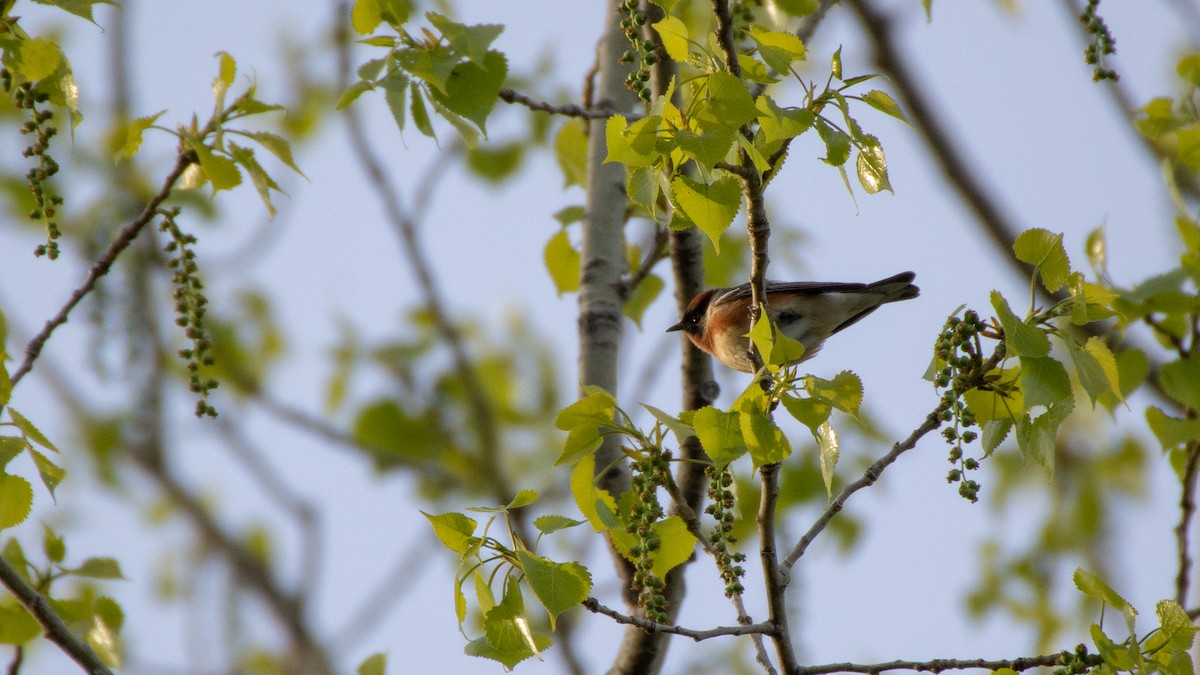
[428,13,502,64]
[517,551,591,629]
[1013,228,1071,293]
[544,229,580,295]
[650,516,695,577]
[623,273,663,328]
[861,90,909,125]
[422,511,479,554]
[1019,356,1072,410]
[817,421,839,499]
[737,388,791,466]
[2,37,63,82]
[815,118,850,166]
[357,653,387,675]
[8,409,56,453]
[855,136,891,194]
[429,50,507,134]
[0,475,31,530]
[653,16,690,62]
[73,557,124,579]
[115,110,166,158]
[692,405,746,469]
[555,119,589,187]
[991,291,1050,358]
[748,26,806,74]
[670,175,741,251]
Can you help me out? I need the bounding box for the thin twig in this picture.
[757,463,799,672]
[1176,440,1200,605]
[10,151,195,387]
[499,88,621,119]
[793,653,1088,675]
[0,559,114,675]
[582,597,772,640]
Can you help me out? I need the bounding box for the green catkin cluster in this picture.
[2,68,64,260]
[628,448,669,623]
[704,465,746,597]
[933,310,988,502]
[159,209,219,417]
[1080,0,1118,82]
[616,1,656,102]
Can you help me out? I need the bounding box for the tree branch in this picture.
[792,653,1088,675]
[758,462,799,671]
[10,151,195,388]
[0,559,114,675]
[1176,440,1200,605]
[781,343,1006,576]
[499,87,620,119]
[583,597,773,641]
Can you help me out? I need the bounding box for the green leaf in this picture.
[556,386,616,431]
[643,404,694,444]
[805,371,863,417]
[756,95,814,144]
[0,603,39,644]
[228,143,281,216]
[421,511,479,555]
[1146,407,1200,450]
[72,557,125,579]
[555,119,589,187]
[1019,356,1072,410]
[8,409,57,453]
[855,136,891,194]
[1155,599,1198,651]
[991,291,1050,358]
[517,551,591,630]
[0,438,19,470]
[1075,568,1137,633]
[697,73,759,129]
[815,118,851,166]
[28,449,63,498]
[357,653,387,675]
[351,0,409,33]
[336,79,374,110]
[2,37,63,82]
[737,389,791,466]
[427,13,502,64]
[780,394,831,432]
[31,0,117,25]
[650,516,696,577]
[533,515,585,535]
[212,51,236,107]
[1090,624,1139,671]
[623,274,664,328]
[981,417,1013,454]
[861,90,909,125]
[605,114,661,168]
[378,72,409,134]
[670,175,741,251]
[115,110,166,159]
[692,405,747,469]
[471,576,549,669]
[570,456,618,531]
[186,141,242,194]
[544,230,581,295]
[748,26,806,73]
[42,524,64,564]
[428,50,507,134]
[1015,401,1072,474]
[817,421,839,500]
[1066,337,1122,408]
[507,490,539,510]
[0,475,31,530]
[1159,354,1200,411]
[1013,228,1071,293]
[675,127,736,170]
[626,166,661,215]
[240,131,306,178]
[406,85,433,138]
[831,46,843,80]
[653,16,690,62]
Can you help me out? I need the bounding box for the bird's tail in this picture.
[868,271,920,303]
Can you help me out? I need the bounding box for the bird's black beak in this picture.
[666,321,684,333]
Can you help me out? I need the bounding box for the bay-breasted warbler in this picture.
[667,271,919,372]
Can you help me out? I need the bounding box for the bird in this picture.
[667,271,920,372]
